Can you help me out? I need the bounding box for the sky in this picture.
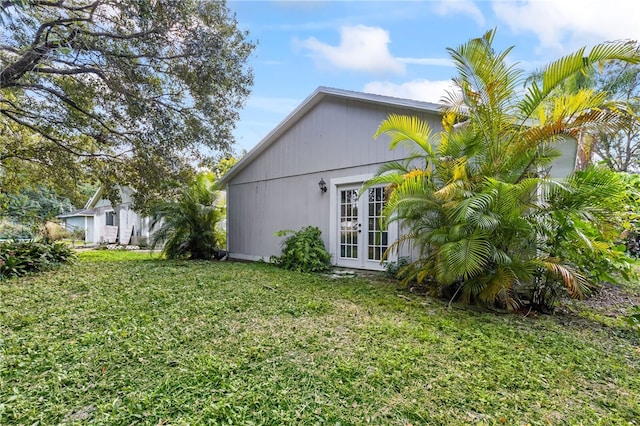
[227,0,640,153]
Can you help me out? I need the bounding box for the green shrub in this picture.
[0,240,75,280]
[384,256,411,279]
[620,172,640,258]
[70,228,86,242]
[150,172,225,260]
[271,226,331,273]
[0,220,34,240]
[364,31,640,313]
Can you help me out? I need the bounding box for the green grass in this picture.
[1,251,639,425]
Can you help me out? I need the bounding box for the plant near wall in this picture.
[150,173,225,260]
[528,167,637,309]
[384,256,411,279]
[271,226,332,273]
[365,30,640,312]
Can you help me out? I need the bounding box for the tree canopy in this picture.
[0,0,253,209]
[1,184,73,223]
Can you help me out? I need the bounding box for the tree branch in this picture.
[0,41,57,88]
[5,0,101,12]
[11,82,132,139]
[31,66,106,77]
[76,28,161,41]
[2,110,92,158]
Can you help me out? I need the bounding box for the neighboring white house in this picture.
[59,186,152,245]
[219,87,578,271]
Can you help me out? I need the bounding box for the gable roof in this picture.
[84,186,105,209]
[83,185,136,210]
[219,86,443,185]
[58,208,95,219]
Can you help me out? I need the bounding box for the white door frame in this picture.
[328,174,397,270]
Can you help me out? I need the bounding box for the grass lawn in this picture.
[1,251,639,425]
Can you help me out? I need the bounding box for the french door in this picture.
[335,184,394,270]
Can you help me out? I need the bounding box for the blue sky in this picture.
[228,0,640,153]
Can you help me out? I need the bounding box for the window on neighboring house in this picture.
[106,211,116,226]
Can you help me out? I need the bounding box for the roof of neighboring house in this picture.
[57,186,139,220]
[219,86,444,185]
[84,186,105,209]
[58,208,96,218]
[83,185,136,210]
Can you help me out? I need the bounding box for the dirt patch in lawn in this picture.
[556,282,640,332]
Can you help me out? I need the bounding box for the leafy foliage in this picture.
[619,172,640,258]
[629,305,640,332]
[271,226,332,273]
[593,61,640,171]
[0,0,254,210]
[527,167,637,310]
[0,240,74,279]
[366,30,640,312]
[1,185,74,222]
[0,220,34,240]
[384,256,411,279]
[150,173,225,260]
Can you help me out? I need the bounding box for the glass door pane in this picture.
[367,187,388,261]
[339,189,359,259]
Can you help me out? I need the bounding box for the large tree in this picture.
[0,0,253,209]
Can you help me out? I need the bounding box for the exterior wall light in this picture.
[318,178,327,193]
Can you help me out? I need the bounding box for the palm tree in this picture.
[366,30,639,310]
[150,172,225,260]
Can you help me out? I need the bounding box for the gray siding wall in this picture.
[228,165,384,260]
[231,98,440,184]
[227,97,441,261]
[548,138,578,178]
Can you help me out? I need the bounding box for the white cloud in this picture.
[492,0,640,55]
[362,79,455,104]
[297,25,405,75]
[432,0,485,26]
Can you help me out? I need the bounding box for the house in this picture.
[219,87,578,270]
[58,186,152,245]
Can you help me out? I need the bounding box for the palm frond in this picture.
[441,228,492,282]
[520,40,640,118]
[537,258,590,299]
[374,114,435,156]
[149,174,223,259]
[477,266,518,305]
